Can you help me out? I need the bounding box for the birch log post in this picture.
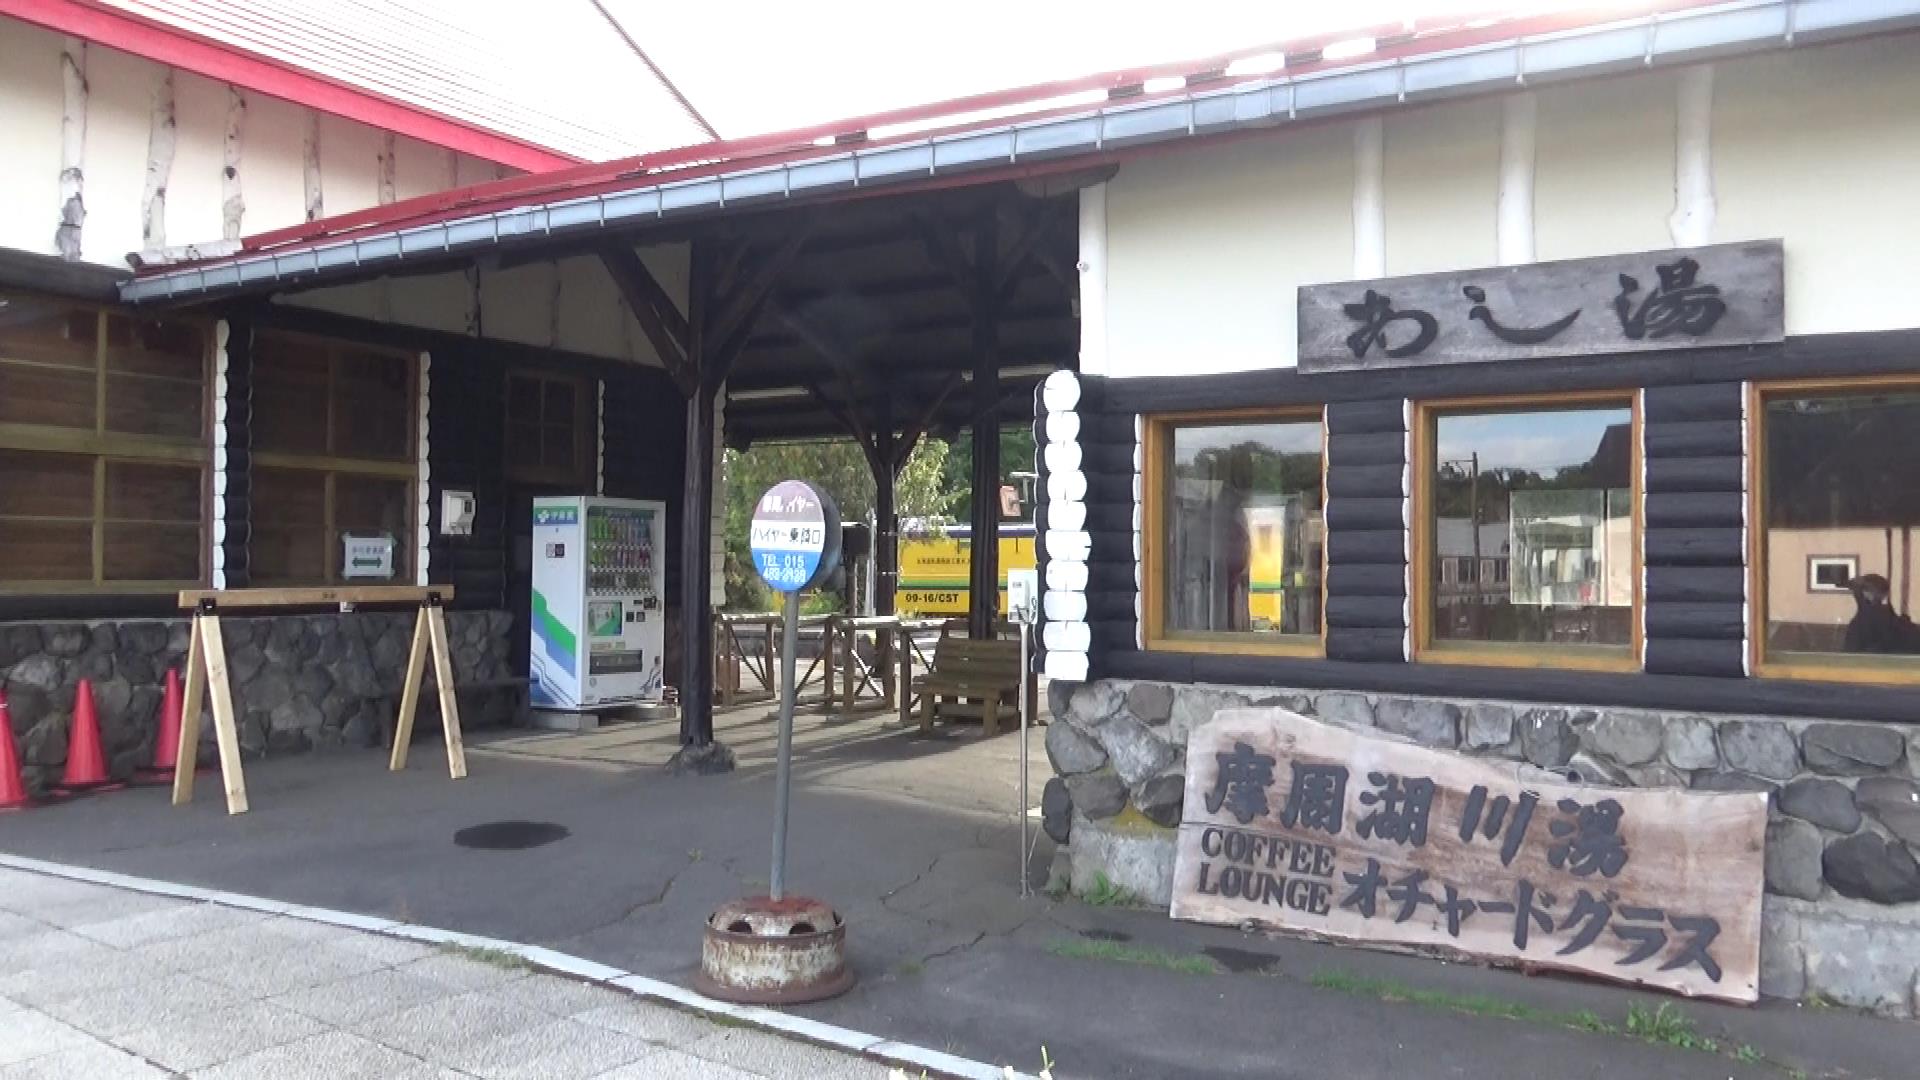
[142,71,176,250]
[222,87,246,240]
[56,38,88,260]
[302,109,323,222]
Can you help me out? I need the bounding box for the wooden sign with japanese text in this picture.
[1297,240,1783,372]
[1171,709,1768,1002]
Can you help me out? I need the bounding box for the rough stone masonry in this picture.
[1043,678,1920,1018]
[1,612,518,794]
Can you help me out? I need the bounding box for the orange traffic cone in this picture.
[51,679,124,797]
[135,668,186,785]
[0,690,34,812]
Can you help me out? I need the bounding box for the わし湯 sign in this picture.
[1172,709,1768,1002]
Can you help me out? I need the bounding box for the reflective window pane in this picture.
[1428,404,1634,649]
[1161,418,1323,640]
[1762,388,1920,670]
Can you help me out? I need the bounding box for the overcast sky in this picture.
[607,1,1621,139]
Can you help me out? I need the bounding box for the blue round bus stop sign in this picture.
[749,480,841,593]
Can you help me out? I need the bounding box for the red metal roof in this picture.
[206,2,1714,265]
[0,0,718,169]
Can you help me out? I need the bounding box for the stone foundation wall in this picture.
[1042,678,1920,1017]
[1,611,518,793]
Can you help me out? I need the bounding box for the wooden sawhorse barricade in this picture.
[172,586,468,816]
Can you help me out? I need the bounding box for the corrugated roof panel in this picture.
[98,0,715,161]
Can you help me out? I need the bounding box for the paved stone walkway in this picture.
[0,868,890,1079]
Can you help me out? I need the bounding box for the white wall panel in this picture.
[394,135,453,201]
[1534,70,1676,262]
[0,20,63,258]
[556,256,627,360]
[1715,38,1920,336]
[317,112,380,216]
[1101,37,1920,379]
[243,92,309,233]
[79,45,154,265]
[167,69,228,249]
[1105,123,1352,377]
[1383,101,1498,277]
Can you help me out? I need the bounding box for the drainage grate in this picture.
[454,821,571,851]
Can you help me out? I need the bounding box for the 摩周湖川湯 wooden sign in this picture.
[1297,240,1783,373]
[1171,709,1768,1002]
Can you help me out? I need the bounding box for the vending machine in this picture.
[529,496,667,710]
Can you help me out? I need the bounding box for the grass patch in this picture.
[440,944,532,971]
[1046,938,1219,976]
[1309,969,1574,1026]
[1625,1002,1717,1053]
[1080,872,1136,908]
[1310,968,1813,1076]
[895,959,925,977]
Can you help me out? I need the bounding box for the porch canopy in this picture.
[117,0,1894,751]
[117,90,1097,750]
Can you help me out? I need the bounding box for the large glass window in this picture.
[250,333,415,585]
[1418,398,1637,667]
[0,295,208,591]
[1146,413,1324,652]
[1756,383,1920,682]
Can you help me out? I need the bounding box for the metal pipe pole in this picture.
[770,590,800,901]
[1018,618,1030,898]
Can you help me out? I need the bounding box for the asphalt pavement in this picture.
[0,715,1909,1080]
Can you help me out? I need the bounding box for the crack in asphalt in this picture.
[565,850,704,939]
[878,851,947,907]
[919,931,987,967]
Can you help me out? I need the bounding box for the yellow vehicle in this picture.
[897,523,1037,617]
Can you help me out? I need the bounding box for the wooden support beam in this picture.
[895,373,966,469]
[800,380,878,463]
[678,240,719,750]
[968,204,1002,641]
[707,225,811,360]
[993,202,1066,300]
[599,244,695,393]
[911,211,975,295]
[872,394,899,617]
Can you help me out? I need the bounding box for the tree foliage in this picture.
[939,426,1039,520]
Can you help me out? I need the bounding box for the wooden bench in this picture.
[917,632,1028,737]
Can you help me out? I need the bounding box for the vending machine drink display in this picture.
[529,496,667,710]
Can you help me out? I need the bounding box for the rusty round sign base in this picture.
[693,896,855,1005]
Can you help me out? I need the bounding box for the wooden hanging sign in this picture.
[1297,240,1784,372]
[1171,708,1767,1003]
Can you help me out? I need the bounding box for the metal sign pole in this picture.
[697,479,853,1005]
[1018,617,1031,898]
[770,589,799,901]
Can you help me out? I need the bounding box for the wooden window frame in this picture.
[1747,375,1920,687]
[1411,390,1643,673]
[0,297,212,594]
[503,368,593,488]
[250,331,418,586]
[1141,406,1328,658]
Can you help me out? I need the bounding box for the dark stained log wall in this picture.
[1641,382,1747,678]
[1324,400,1408,664]
[1075,331,1920,724]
